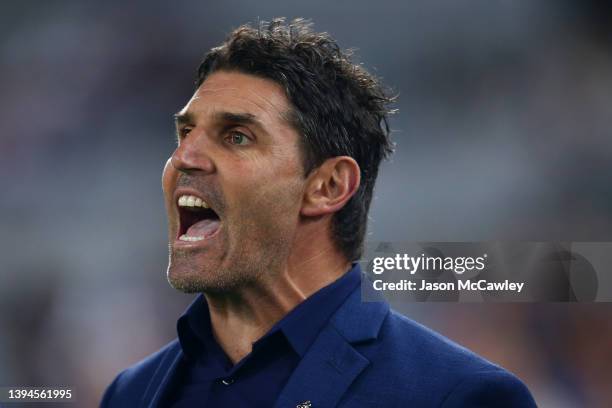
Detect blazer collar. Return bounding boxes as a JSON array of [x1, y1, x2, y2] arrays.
[[274, 275, 390, 408], [330, 276, 389, 343]]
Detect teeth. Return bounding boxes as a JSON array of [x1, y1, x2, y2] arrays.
[[179, 234, 205, 242], [177, 194, 210, 209]]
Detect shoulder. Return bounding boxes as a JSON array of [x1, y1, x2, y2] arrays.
[[345, 309, 536, 407], [379, 310, 495, 371], [100, 339, 181, 407]]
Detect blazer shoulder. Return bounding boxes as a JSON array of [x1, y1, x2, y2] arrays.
[[349, 309, 536, 406], [100, 339, 181, 407], [382, 309, 505, 373], [439, 368, 537, 407]]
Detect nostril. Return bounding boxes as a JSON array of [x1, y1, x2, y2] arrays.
[[171, 151, 197, 173], [171, 143, 215, 174]]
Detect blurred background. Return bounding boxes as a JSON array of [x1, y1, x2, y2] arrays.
[[1, 0, 612, 406]]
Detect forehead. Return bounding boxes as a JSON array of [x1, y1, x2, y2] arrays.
[[179, 71, 292, 124]]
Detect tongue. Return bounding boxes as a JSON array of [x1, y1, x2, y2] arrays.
[[186, 219, 220, 237]]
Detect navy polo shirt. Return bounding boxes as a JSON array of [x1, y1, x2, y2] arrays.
[[167, 264, 361, 408]]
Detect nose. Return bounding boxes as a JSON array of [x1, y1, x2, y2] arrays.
[[171, 130, 215, 174]]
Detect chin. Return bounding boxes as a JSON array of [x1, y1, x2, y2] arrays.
[[167, 264, 212, 293], [166, 272, 197, 293], [166, 262, 245, 295]]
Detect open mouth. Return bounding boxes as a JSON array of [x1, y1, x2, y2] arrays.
[[177, 194, 221, 242]]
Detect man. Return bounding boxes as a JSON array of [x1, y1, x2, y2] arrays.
[[101, 18, 536, 407]]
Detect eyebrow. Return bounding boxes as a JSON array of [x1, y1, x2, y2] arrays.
[[173, 111, 264, 129], [173, 111, 194, 127], [214, 111, 261, 127]]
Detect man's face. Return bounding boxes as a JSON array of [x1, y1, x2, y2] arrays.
[[162, 71, 306, 293]]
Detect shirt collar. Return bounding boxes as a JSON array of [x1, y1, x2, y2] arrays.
[[177, 263, 361, 361], [265, 263, 361, 357]]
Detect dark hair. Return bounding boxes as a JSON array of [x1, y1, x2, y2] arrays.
[[196, 18, 394, 261]]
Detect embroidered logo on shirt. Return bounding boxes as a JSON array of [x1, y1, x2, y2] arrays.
[[296, 401, 312, 408]]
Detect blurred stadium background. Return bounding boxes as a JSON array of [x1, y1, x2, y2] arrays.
[[1, 1, 612, 406]]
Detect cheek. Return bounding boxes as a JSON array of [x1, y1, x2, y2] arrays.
[[244, 177, 304, 224], [224, 151, 304, 223]]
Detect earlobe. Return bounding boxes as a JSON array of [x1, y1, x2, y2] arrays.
[[300, 156, 360, 217]]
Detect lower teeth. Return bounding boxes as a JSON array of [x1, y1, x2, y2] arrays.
[[179, 235, 204, 242]]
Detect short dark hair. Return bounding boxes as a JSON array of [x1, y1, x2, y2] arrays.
[[196, 18, 394, 261]]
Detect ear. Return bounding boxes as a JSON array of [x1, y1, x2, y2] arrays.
[[301, 156, 361, 217]]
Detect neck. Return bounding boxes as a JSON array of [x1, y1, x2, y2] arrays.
[[204, 226, 351, 364]]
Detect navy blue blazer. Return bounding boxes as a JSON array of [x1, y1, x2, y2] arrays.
[[101, 285, 536, 407]]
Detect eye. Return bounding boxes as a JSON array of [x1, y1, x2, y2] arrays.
[[226, 131, 252, 146], [177, 127, 192, 140]]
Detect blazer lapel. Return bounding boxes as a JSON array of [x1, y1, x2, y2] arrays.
[[142, 341, 185, 408], [274, 324, 369, 408], [274, 282, 389, 408]]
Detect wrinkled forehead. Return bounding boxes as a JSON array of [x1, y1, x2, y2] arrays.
[[180, 71, 293, 125]]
